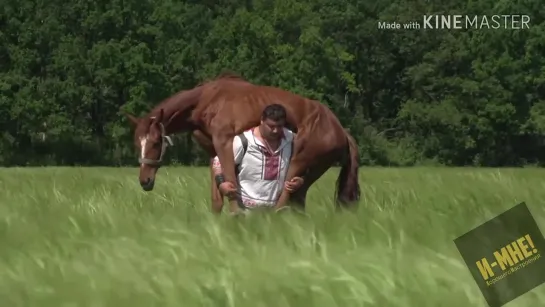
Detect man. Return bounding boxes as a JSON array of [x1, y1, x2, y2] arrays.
[[212, 104, 304, 214]]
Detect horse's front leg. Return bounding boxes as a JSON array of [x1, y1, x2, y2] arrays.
[[212, 136, 241, 214], [192, 130, 224, 213]]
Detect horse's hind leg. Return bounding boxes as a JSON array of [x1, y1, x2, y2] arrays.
[[291, 160, 334, 210], [289, 188, 307, 211]]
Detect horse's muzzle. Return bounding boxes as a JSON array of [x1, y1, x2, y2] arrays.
[[140, 178, 155, 191]]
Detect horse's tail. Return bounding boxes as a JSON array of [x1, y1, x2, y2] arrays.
[[334, 130, 361, 208]]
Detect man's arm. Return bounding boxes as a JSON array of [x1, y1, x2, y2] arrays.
[[213, 136, 244, 187]]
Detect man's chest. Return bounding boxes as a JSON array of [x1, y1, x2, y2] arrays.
[[240, 145, 291, 181]]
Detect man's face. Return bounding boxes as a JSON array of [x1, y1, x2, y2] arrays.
[[260, 118, 285, 141]]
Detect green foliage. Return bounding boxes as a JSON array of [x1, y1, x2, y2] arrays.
[[0, 0, 544, 166]]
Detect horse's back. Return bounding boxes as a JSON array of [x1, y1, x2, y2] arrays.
[[199, 79, 347, 148]]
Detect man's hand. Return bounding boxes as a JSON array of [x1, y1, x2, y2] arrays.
[[284, 176, 304, 193], [219, 181, 237, 197]]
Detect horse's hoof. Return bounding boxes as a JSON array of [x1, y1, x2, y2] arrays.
[[274, 206, 291, 214], [229, 209, 250, 217]]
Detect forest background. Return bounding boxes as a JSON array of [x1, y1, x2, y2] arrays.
[[1, 0, 544, 167]]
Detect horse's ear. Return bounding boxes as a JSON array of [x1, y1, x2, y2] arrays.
[[124, 112, 140, 126]]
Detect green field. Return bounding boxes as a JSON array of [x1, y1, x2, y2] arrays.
[[1, 167, 544, 307]]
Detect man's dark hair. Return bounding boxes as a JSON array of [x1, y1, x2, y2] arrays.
[[262, 104, 287, 122]]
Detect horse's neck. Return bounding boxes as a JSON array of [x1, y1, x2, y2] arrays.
[[157, 87, 203, 134]]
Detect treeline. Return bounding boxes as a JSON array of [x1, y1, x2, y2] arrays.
[[0, 0, 544, 167]]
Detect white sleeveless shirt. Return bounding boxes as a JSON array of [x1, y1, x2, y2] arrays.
[[213, 128, 295, 209]]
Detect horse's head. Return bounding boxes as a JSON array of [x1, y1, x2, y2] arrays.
[[124, 109, 173, 191]]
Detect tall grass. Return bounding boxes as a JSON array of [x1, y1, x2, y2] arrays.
[[0, 167, 544, 306]]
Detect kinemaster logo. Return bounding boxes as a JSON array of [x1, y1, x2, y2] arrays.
[[422, 15, 530, 29], [378, 14, 531, 30]]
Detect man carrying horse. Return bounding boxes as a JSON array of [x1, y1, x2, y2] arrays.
[[124, 73, 360, 214], [212, 104, 305, 215]]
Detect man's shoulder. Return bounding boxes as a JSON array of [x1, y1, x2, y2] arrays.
[[283, 128, 296, 141], [237, 129, 254, 143], [234, 129, 255, 150]]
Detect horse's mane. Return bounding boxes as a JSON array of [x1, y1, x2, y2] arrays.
[[215, 71, 246, 81], [196, 70, 248, 87]]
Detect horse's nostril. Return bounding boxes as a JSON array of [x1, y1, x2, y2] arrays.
[[140, 178, 151, 186]]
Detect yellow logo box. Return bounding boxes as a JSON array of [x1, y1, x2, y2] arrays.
[[454, 202, 545, 307]]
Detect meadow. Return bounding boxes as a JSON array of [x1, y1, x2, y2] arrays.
[[1, 166, 544, 307]]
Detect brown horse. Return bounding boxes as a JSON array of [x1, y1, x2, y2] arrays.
[[124, 73, 360, 214]]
